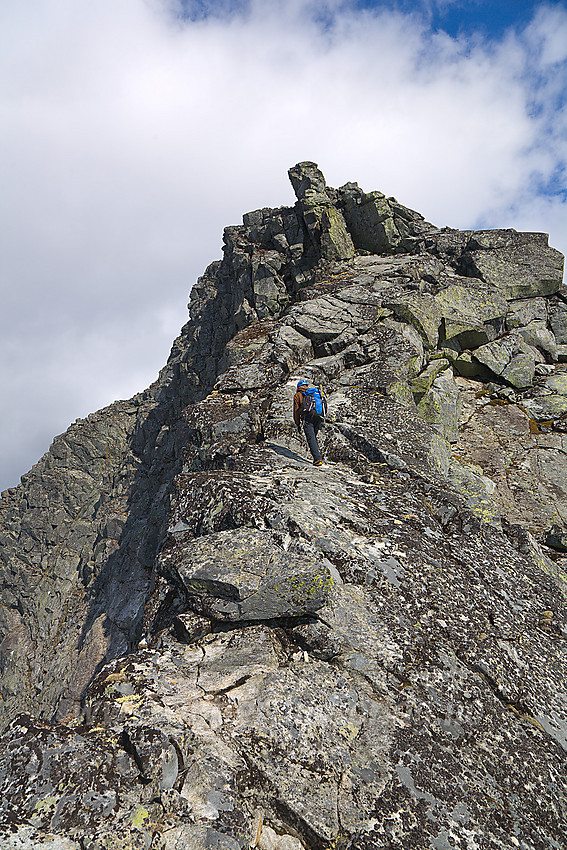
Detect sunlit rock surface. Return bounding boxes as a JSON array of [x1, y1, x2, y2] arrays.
[[1, 162, 566, 849]]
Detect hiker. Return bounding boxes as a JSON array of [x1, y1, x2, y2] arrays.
[[293, 380, 327, 467]]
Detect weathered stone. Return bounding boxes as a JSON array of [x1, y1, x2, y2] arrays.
[[453, 378, 567, 537], [447, 458, 500, 527], [473, 333, 536, 388], [252, 267, 289, 318], [172, 613, 212, 643], [319, 205, 356, 261], [416, 367, 461, 442], [546, 524, 567, 552], [434, 278, 508, 348], [452, 350, 494, 380], [332, 390, 451, 478], [159, 528, 336, 621], [289, 162, 355, 261], [517, 322, 558, 362], [464, 229, 564, 299], [506, 296, 547, 330], [286, 286, 387, 352], [339, 183, 431, 254], [549, 296, 567, 344], [521, 393, 567, 422], [385, 292, 442, 348], [534, 371, 567, 396], [2, 163, 567, 850], [287, 160, 328, 201], [410, 358, 451, 399]]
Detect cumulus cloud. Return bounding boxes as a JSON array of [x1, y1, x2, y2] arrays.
[[1, 0, 566, 490]]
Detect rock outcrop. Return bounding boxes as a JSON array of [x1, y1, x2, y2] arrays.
[[1, 162, 567, 849]]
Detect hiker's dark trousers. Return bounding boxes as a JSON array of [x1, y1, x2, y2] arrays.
[[302, 413, 323, 463]]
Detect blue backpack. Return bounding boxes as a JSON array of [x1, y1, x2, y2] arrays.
[[301, 385, 327, 418]]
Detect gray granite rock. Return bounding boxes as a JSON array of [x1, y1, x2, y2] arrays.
[[2, 163, 567, 850], [463, 229, 564, 299], [434, 277, 508, 349], [506, 296, 547, 330], [289, 162, 355, 261], [159, 527, 336, 621], [416, 366, 462, 442], [338, 182, 434, 254], [517, 322, 558, 362], [549, 295, 567, 344], [473, 332, 536, 388], [521, 391, 567, 422]]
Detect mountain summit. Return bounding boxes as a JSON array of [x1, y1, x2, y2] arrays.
[[1, 163, 567, 849]]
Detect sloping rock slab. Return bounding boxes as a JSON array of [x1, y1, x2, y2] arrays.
[[522, 394, 567, 422], [168, 470, 281, 537], [331, 388, 451, 479], [0, 715, 124, 837], [455, 382, 567, 535], [159, 528, 336, 621], [417, 366, 461, 443], [517, 322, 558, 362], [506, 296, 547, 330]]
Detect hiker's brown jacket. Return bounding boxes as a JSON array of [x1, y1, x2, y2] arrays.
[[293, 390, 305, 428]]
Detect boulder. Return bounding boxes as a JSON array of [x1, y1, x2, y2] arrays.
[[516, 322, 558, 362], [287, 160, 328, 200], [271, 323, 315, 371], [387, 278, 508, 352], [338, 183, 430, 254], [385, 292, 442, 348], [473, 333, 536, 388], [464, 229, 564, 299], [158, 528, 337, 621], [506, 296, 547, 330], [521, 371, 567, 422], [546, 525, 567, 553], [434, 279, 508, 349]]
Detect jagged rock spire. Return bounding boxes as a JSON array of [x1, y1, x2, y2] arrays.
[[288, 160, 328, 201]]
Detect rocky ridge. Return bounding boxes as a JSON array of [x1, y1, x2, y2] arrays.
[[1, 162, 567, 849]]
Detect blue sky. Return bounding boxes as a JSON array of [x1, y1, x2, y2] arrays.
[[0, 0, 566, 490], [353, 0, 543, 37]]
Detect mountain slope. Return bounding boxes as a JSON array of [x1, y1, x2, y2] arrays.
[[1, 162, 567, 849]]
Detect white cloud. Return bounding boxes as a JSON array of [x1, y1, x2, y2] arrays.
[[1, 0, 566, 490]]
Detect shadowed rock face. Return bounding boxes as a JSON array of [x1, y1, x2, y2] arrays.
[[1, 162, 567, 849]]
